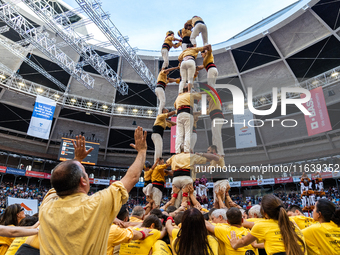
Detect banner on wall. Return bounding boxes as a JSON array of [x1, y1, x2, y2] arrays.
[[301, 87, 332, 136], [6, 167, 25, 176], [170, 116, 177, 153], [27, 95, 56, 139], [7, 197, 38, 215], [0, 166, 6, 173], [25, 171, 45, 178], [275, 177, 293, 184], [234, 109, 257, 149], [229, 181, 241, 188]]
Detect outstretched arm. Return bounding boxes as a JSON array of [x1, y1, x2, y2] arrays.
[[196, 152, 220, 162], [164, 66, 179, 74], [0, 225, 38, 237], [167, 111, 177, 118], [196, 65, 205, 71], [120, 127, 147, 192]]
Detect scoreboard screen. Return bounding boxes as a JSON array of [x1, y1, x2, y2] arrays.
[[58, 137, 99, 165]]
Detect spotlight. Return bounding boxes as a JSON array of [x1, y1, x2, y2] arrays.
[[87, 102, 92, 106], [117, 107, 124, 112], [18, 82, 25, 86], [102, 105, 108, 109], [331, 71, 339, 78], [147, 110, 153, 114], [36, 88, 44, 93], [132, 109, 138, 113], [54, 94, 60, 98], [70, 98, 76, 103], [0, 74, 6, 79]]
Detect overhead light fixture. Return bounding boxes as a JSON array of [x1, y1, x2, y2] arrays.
[[0, 74, 6, 79], [102, 105, 108, 109], [117, 107, 124, 112], [132, 109, 138, 113], [147, 110, 153, 114], [331, 71, 339, 77], [260, 97, 266, 102], [36, 88, 43, 93], [18, 82, 25, 86], [54, 94, 60, 98], [87, 102, 93, 106], [70, 98, 76, 103]]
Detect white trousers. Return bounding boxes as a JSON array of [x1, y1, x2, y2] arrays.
[[181, 43, 189, 51], [211, 117, 224, 156], [179, 59, 196, 93], [207, 67, 218, 89], [190, 23, 208, 46], [155, 87, 166, 115], [190, 132, 197, 152], [213, 180, 230, 203], [172, 176, 193, 208], [151, 133, 163, 164], [142, 183, 153, 197], [152, 187, 163, 207], [175, 112, 193, 153], [161, 48, 169, 69]]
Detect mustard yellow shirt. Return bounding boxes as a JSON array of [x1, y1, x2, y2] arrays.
[[250, 219, 306, 255], [166, 153, 207, 171], [0, 236, 14, 255], [144, 169, 153, 182], [290, 215, 319, 230], [215, 225, 258, 255], [178, 28, 191, 39], [178, 47, 205, 62], [39, 182, 129, 255], [119, 228, 161, 255], [25, 234, 39, 249], [156, 70, 169, 85], [203, 49, 214, 68], [107, 224, 134, 255], [162, 36, 180, 50], [151, 240, 172, 255], [151, 164, 168, 183], [207, 92, 222, 113], [174, 92, 201, 109], [4, 237, 27, 255], [210, 154, 225, 168], [153, 113, 170, 129], [130, 216, 143, 223], [302, 221, 340, 255]]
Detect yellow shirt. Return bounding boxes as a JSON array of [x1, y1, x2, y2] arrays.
[[203, 49, 214, 68], [171, 228, 218, 255], [0, 236, 14, 255], [246, 218, 264, 224], [174, 92, 201, 109], [39, 181, 129, 255], [191, 16, 203, 27], [210, 154, 225, 168], [290, 215, 319, 230], [144, 169, 153, 182], [207, 92, 222, 113], [119, 228, 161, 255], [151, 240, 172, 255], [178, 47, 204, 62], [130, 216, 143, 223], [25, 234, 39, 249], [151, 164, 168, 183], [215, 225, 258, 255], [178, 28, 191, 39], [107, 225, 134, 255], [250, 219, 306, 255], [166, 153, 207, 171], [302, 221, 340, 255], [4, 237, 27, 255], [156, 71, 168, 85], [153, 113, 170, 129], [162, 36, 180, 50]]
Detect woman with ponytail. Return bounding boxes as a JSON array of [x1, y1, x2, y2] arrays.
[[228, 194, 306, 255], [302, 199, 340, 254]]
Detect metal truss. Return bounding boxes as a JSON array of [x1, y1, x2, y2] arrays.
[[0, 1, 95, 89], [21, 0, 128, 95], [0, 33, 66, 90], [75, 0, 156, 91], [0, 69, 159, 118], [77, 53, 119, 67], [0, 61, 18, 77]]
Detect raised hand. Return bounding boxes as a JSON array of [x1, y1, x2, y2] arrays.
[[130, 126, 147, 152], [72, 135, 94, 162]]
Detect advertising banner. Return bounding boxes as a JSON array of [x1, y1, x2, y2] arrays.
[[229, 181, 241, 188], [241, 180, 258, 187], [258, 178, 275, 185], [25, 171, 45, 178], [234, 109, 257, 149], [275, 177, 293, 184], [170, 117, 177, 153], [7, 197, 38, 215], [302, 87, 332, 136], [135, 182, 144, 188], [93, 178, 110, 185], [27, 95, 56, 139], [44, 173, 51, 179], [6, 167, 26, 176], [0, 166, 6, 173]]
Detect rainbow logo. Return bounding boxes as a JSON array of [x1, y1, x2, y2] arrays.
[[198, 83, 223, 107]]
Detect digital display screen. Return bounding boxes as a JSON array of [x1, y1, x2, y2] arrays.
[[58, 137, 100, 165]]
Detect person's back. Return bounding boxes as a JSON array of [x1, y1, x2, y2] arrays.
[[39, 130, 147, 255], [302, 199, 340, 255]]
